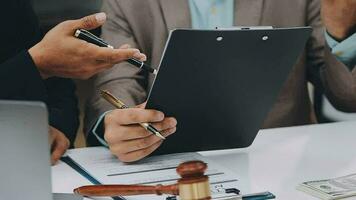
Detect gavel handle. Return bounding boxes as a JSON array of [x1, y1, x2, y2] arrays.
[[74, 184, 179, 197]]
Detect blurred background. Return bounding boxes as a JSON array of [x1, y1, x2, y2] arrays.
[[31, 0, 356, 148], [32, 0, 102, 32]]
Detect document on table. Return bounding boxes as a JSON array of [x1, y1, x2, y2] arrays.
[[53, 193, 83, 200], [65, 147, 240, 199], [297, 173, 356, 200]]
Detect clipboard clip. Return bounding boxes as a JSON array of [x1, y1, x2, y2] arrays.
[[214, 26, 273, 42], [215, 26, 273, 30]]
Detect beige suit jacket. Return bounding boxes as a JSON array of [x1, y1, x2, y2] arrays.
[[84, 0, 356, 140]]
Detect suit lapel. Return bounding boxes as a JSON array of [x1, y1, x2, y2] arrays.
[[234, 0, 264, 26], [159, 0, 192, 31]]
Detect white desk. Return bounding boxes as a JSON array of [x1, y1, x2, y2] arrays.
[[52, 121, 356, 200]]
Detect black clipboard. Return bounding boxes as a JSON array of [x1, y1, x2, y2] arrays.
[[147, 27, 312, 154]]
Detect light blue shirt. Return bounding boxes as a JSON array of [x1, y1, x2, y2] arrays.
[[92, 110, 111, 147], [325, 32, 356, 68], [189, 0, 234, 29], [188, 0, 356, 67], [92, 0, 356, 146]]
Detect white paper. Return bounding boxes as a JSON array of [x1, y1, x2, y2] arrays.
[[66, 147, 240, 200], [53, 193, 83, 200]]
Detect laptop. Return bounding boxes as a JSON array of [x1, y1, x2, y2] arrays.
[[146, 27, 312, 154], [0, 100, 80, 200]]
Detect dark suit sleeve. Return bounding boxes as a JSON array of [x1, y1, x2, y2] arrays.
[[0, 0, 79, 145], [0, 0, 46, 100], [45, 78, 79, 146], [0, 51, 46, 100], [0, 51, 79, 146]]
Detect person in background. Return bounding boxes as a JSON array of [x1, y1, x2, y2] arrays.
[[0, 0, 146, 164], [320, 0, 356, 103], [85, 0, 356, 162]]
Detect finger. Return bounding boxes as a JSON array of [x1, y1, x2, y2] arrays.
[[106, 118, 176, 142], [95, 48, 141, 63], [80, 48, 139, 75], [73, 12, 107, 30], [141, 54, 147, 61], [87, 42, 146, 64], [108, 126, 176, 157], [51, 134, 69, 165], [150, 117, 177, 131], [133, 51, 147, 62], [116, 44, 146, 60], [119, 44, 131, 49], [51, 143, 68, 165], [104, 124, 151, 143], [105, 117, 177, 141], [112, 134, 162, 153], [160, 127, 177, 137], [120, 141, 163, 163], [137, 54, 147, 62], [108, 108, 164, 125]]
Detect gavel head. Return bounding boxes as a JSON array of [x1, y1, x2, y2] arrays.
[[176, 161, 211, 200]]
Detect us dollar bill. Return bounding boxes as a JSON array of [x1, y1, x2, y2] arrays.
[[297, 173, 356, 200]]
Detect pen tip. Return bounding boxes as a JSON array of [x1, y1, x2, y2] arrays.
[[157, 133, 165, 140], [100, 90, 105, 97]]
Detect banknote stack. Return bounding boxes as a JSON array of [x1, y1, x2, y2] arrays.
[[297, 173, 356, 200]]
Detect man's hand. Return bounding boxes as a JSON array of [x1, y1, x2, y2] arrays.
[[104, 104, 177, 162], [49, 126, 70, 165], [29, 12, 146, 79], [321, 0, 356, 41]]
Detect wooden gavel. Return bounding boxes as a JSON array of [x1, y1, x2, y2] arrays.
[[74, 160, 211, 200]]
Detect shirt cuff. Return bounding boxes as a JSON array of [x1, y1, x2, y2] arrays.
[[91, 110, 113, 147], [325, 31, 356, 68]]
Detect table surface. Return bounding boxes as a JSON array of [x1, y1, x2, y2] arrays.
[[52, 121, 356, 200]]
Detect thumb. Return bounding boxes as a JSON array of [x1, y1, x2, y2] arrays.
[[73, 12, 107, 30]]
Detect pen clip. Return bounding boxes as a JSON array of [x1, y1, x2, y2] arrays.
[[79, 29, 104, 41], [76, 29, 113, 48]]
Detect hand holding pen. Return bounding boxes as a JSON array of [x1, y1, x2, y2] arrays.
[[101, 90, 165, 140], [74, 29, 158, 75], [29, 13, 146, 80], [101, 90, 177, 163], [74, 27, 173, 162]]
